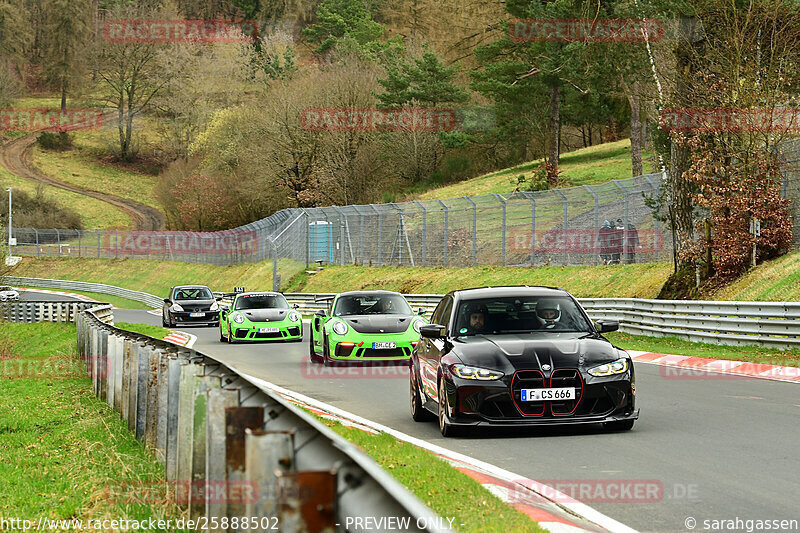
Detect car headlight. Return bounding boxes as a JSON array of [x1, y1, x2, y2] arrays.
[[331, 320, 348, 335], [588, 358, 629, 377], [233, 313, 245, 324], [289, 311, 300, 322], [412, 318, 425, 333], [170, 303, 184, 312], [210, 301, 219, 311], [451, 364, 504, 381]]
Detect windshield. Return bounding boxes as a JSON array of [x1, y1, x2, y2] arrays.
[[173, 287, 212, 300], [0, 287, 13, 292], [234, 294, 289, 310], [454, 296, 592, 336], [333, 294, 412, 316]]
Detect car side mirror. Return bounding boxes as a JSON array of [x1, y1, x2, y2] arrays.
[[417, 308, 426, 316], [315, 310, 327, 317], [216, 296, 223, 301], [293, 303, 300, 310], [419, 324, 446, 339], [595, 319, 619, 333], [163, 298, 171, 305]]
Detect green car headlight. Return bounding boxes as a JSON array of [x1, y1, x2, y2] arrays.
[[289, 311, 301, 322], [412, 318, 425, 333], [588, 358, 629, 377], [331, 320, 348, 335], [452, 364, 504, 381], [232, 313, 245, 324]]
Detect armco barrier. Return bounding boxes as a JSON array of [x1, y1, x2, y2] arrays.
[[3, 276, 164, 308], [7, 276, 800, 349], [75, 304, 447, 531], [1, 300, 111, 323]]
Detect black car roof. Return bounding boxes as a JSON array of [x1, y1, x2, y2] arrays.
[[173, 285, 212, 290], [236, 291, 283, 297], [449, 286, 570, 300]]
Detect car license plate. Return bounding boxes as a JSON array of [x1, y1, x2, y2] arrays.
[[259, 327, 279, 333], [372, 342, 397, 349], [189, 312, 204, 317], [520, 388, 575, 401]]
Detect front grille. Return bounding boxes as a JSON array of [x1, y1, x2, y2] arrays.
[[359, 347, 408, 358], [510, 370, 546, 416], [253, 331, 283, 339], [549, 369, 583, 415], [235, 329, 249, 338]]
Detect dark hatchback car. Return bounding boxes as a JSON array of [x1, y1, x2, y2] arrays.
[[162, 285, 221, 327], [410, 286, 638, 437]]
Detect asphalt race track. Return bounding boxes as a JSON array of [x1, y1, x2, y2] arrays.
[[20, 290, 800, 533], [108, 308, 800, 533]]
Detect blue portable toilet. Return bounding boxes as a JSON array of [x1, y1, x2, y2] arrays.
[[308, 221, 334, 263]]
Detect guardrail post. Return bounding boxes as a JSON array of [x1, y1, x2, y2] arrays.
[[98, 329, 109, 403], [113, 335, 125, 413], [135, 344, 151, 441], [145, 346, 162, 451], [155, 350, 174, 464], [165, 356, 185, 481], [245, 430, 294, 519], [106, 333, 118, 409], [191, 374, 220, 519], [225, 406, 264, 521], [206, 388, 240, 528], [176, 361, 201, 496]]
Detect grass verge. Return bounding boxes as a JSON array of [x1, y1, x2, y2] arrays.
[[297, 263, 671, 298], [0, 322, 187, 526], [321, 420, 543, 533], [414, 139, 654, 200], [116, 322, 171, 340], [607, 331, 800, 367], [10, 257, 305, 300]]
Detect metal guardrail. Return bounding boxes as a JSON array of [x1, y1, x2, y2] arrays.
[[1, 300, 111, 323], [2, 276, 164, 308], [8, 276, 800, 348], [75, 305, 445, 532]]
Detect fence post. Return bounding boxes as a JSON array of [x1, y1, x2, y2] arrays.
[[584, 185, 600, 265], [463, 196, 477, 266], [77, 231, 82, 257], [492, 194, 507, 266], [369, 204, 381, 266], [413, 201, 427, 267], [644, 174, 661, 261], [613, 180, 630, 264], [97, 230, 101, 258], [556, 190, 568, 266], [56, 229, 61, 256], [34, 229, 39, 257], [436, 200, 448, 267]]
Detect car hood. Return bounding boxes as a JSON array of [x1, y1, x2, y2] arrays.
[[174, 299, 215, 310], [451, 333, 622, 372], [239, 309, 289, 322], [341, 315, 413, 334]]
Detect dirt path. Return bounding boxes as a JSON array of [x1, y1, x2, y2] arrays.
[[0, 132, 165, 230]]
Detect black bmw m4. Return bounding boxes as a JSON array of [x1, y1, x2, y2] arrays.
[[410, 286, 639, 437]]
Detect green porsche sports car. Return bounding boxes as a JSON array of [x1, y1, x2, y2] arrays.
[[219, 291, 303, 343], [309, 290, 428, 365]]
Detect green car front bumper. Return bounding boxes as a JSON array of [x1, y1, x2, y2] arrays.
[[327, 331, 419, 362], [227, 317, 303, 341]]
